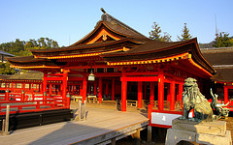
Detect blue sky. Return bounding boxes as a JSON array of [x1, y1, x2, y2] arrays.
[[0, 0, 232, 47]]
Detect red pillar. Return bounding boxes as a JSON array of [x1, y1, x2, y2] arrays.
[[170, 81, 175, 110], [98, 78, 103, 103], [150, 82, 155, 105], [137, 81, 143, 108], [105, 80, 109, 96], [224, 86, 229, 104], [49, 84, 52, 96], [42, 73, 48, 101], [94, 82, 97, 96], [62, 70, 69, 108], [111, 79, 115, 100], [121, 77, 127, 111], [177, 83, 183, 102], [82, 79, 87, 103], [158, 71, 164, 110]]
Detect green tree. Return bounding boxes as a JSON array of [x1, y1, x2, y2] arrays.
[[0, 62, 16, 74], [213, 32, 233, 47], [178, 23, 192, 41], [149, 22, 171, 42]]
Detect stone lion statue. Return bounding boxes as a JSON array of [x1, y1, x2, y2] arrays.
[[179, 77, 213, 122]]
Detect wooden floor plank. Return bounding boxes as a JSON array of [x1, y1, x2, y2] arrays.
[[0, 105, 148, 145]]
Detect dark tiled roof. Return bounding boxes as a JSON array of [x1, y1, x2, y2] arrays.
[[6, 56, 47, 63], [102, 38, 215, 75], [30, 39, 142, 56], [69, 13, 149, 46], [0, 71, 43, 80], [202, 48, 233, 65], [0, 51, 15, 57], [211, 68, 233, 82], [201, 47, 233, 82], [102, 39, 193, 57]]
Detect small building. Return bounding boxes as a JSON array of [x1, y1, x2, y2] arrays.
[[202, 47, 233, 109], [5, 10, 215, 112], [0, 50, 15, 63]]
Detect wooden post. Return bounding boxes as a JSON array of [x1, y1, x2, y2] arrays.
[[111, 137, 116, 145], [150, 82, 155, 105], [224, 86, 229, 104], [98, 78, 103, 103], [111, 79, 115, 100], [170, 81, 175, 110], [133, 128, 141, 145], [158, 71, 164, 110], [3, 105, 10, 135], [137, 81, 143, 108], [147, 125, 152, 143]]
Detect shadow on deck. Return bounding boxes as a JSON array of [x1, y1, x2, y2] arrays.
[[0, 101, 149, 145]]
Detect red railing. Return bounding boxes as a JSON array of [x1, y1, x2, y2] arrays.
[[0, 93, 69, 115]]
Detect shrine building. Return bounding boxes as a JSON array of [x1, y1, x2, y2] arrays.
[[5, 10, 215, 112]]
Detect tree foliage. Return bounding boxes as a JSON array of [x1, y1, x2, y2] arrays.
[[0, 62, 16, 75], [178, 23, 192, 41], [0, 37, 59, 74], [149, 22, 172, 42], [213, 32, 233, 47], [0, 37, 59, 56]]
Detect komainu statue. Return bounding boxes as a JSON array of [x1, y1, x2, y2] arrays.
[[179, 77, 214, 122]]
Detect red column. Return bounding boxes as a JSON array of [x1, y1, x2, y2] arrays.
[[224, 86, 229, 104], [94, 82, 97, 96], [42, 73, 48, 101], [150, 82, 155, 105], [111, 79, 115, 100], [105, 80, 109, 96], [62, 71, 69, 108], [82, 79, 87, 103], [170, 81, 175, 110], [121, 77, 127, 111], [42, 73, 47, 93], [177, 83, 183, 102], [98, 78, 103, 103], [49, 84, 52, 96], [137, 81, 143, 108], [158, 72, 164, 110]]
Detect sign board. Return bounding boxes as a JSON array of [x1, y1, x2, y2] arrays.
[[151, 112, 182, 127]]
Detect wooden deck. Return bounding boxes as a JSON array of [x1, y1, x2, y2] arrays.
[[0, 101, 149, 145]]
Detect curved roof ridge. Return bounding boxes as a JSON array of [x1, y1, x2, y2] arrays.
[[101, 11, 148, 39]]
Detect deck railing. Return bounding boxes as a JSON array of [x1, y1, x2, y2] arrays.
[[0, 92, 68, 115]]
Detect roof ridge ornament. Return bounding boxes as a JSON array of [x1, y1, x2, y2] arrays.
[[101, 8, 106, 14]]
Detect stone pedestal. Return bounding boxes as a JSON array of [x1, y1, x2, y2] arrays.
[[165, 118, 232, 145]]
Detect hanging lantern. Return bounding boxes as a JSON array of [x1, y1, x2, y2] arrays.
[[88, 69, 95, 81]]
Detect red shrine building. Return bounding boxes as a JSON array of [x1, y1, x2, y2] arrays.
[[3, 10, 215, 112]]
